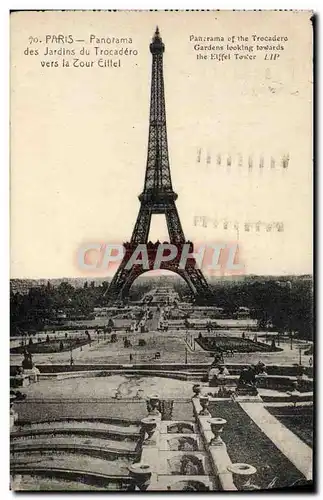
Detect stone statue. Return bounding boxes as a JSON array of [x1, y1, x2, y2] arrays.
[[21, 349, 33, 370], [236, 365, 258, 396]]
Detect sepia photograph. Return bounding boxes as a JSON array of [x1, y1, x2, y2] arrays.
[[10, 9, 313, 492]]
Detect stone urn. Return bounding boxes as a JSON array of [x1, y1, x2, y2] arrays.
[[10, 394, 19, 431], [10, 408, 18, 431], [192, 384, 201, 398], [227, 463, 257, 490], [148, 394, 161, 416], [199, 395, 211, 416], [141, 416, 159, 443], [208, 417, 227, 446], [128, 463, 152, 491]]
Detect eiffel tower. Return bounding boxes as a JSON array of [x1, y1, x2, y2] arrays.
[[105, 28, 213, 303]]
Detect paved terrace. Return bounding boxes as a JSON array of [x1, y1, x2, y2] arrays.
[[11, 330, 310, 367]]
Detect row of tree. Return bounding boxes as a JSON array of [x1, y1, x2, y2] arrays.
[[175, 277, 313, 340], [10, 277, 313, 340]]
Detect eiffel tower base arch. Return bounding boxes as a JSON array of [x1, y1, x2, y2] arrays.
[[106, 246, 213, 305]]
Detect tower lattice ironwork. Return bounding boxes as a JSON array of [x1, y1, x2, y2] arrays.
[[105, 28, 213, 303]]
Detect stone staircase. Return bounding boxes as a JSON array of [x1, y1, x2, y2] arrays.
[[10, 390, 313, 491], [10, 418, 141, 491]]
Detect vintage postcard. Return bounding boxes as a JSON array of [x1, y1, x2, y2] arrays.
[[10, 10, 313, 492]]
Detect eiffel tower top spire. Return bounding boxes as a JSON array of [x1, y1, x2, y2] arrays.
[[150, 26, 164, 54], [140, 27, 177, 207]]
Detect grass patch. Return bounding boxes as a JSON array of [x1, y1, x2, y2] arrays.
[[266, 405, 313, 448], [209, 401, 305, 489]]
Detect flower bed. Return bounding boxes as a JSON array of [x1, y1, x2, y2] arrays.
[[11, 337, 92, 354], [196, 336, 282, 353]]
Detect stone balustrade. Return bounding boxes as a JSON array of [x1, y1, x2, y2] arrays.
[[192, 397, 237, 490], [130, 394, 219, 491], [10, 362, 313, 378]]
